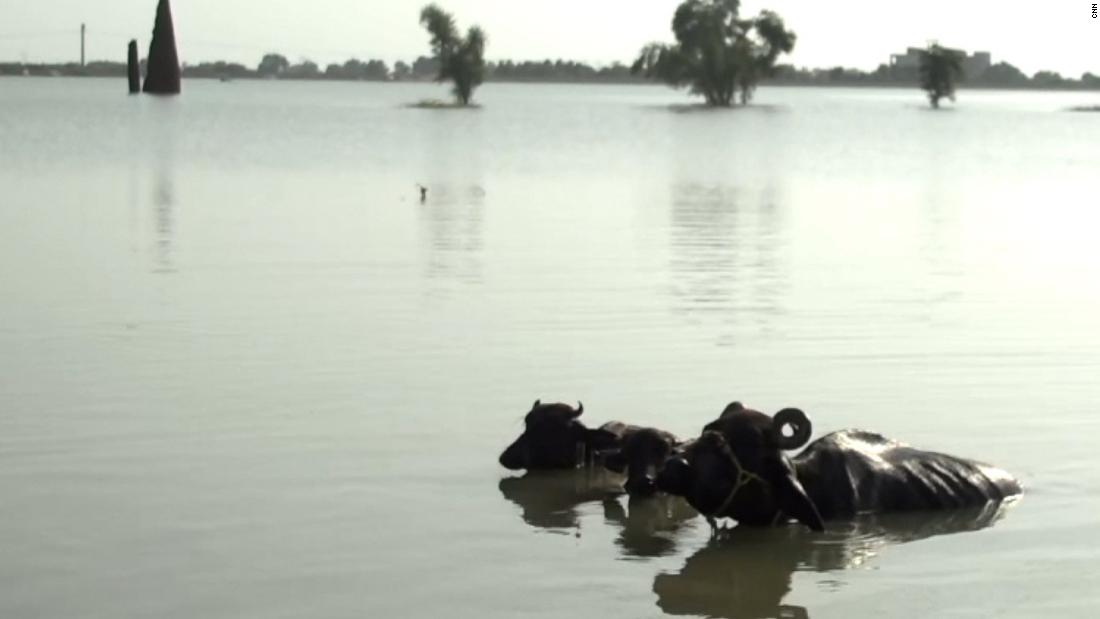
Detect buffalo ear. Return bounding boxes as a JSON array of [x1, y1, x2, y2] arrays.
[[765, 458, 825, 532], [585, 427, 619, 451], [601, 450, 627, 474], [531, 399, 541, 410]]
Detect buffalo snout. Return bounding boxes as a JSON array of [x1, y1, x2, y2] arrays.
[[624, 473, 658, 497], [499, 439, 528, 470], [656, 457, 693, 497]]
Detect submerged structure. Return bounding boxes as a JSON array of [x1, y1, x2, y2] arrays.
[[143, 0, 181, 94], [127, 40, 140, 94]]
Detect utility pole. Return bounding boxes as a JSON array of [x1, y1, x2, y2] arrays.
[[80, 23, 86, 66]]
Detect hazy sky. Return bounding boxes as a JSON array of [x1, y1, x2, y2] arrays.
[[2, 0, 1098, 77]]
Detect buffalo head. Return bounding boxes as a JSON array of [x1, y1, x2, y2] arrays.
[[602, 427, 680, 497], [499, 400, 620, 470], [656, 402, 825, 532]]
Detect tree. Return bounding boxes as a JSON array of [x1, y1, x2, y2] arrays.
[[631, 0, 795, 106], [285, 60, 320, 79], [411, 56, 440, 79], [1032, 70, 1065, 88], [393, 61, 411, 81], [977, 61, 1027, 86], [918, 44, 963, 108], [257, 53, 289, 77], [419, 4, 487, 105], [363, 60, 389, 81]]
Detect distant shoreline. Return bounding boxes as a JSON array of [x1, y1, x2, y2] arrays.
[[3, 73, 1099, 94], [4, 58, 1100, 92]]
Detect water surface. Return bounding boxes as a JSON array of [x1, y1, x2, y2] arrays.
[[2, 77, 1100, 618]]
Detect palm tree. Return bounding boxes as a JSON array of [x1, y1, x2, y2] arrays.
[[918, 44, 964, 108], [419, 4, 487, 106], [631, 0, 795, 107]]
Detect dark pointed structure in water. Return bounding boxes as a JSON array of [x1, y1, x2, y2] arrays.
[[127, 40, 141, 94], [143, 0, 181, 94]]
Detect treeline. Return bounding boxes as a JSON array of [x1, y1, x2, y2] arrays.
[[766, 62, 1100, 90], [3, 55, 1098, 90], [0, 54, 641, 84], [205, 54, 642, 83]]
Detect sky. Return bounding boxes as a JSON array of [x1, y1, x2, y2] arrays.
[[1, 0, 1098, 77]]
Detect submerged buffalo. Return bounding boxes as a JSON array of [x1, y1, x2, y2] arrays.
[[498, 400, 685, 499], [657, 402, 1022, 531], [499, 400, 623, 470], [601, 427, 683, 497]]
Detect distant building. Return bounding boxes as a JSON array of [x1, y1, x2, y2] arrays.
[[890, 47, 991, 78]]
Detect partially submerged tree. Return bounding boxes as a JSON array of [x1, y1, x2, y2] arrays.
[[918, 44, 963, 108], [419, 4, 487, 105], [631, 0, 795, 106]]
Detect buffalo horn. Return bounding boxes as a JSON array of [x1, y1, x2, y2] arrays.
[[773, 408, 812, 450]]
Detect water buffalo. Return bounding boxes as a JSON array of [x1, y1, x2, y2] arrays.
[[657, 402, 1022, 532], [601, 427, 684, 497], [499, 400, 623, 470]]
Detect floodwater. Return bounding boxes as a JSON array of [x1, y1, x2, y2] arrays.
[[1, 77, 1099, 618]]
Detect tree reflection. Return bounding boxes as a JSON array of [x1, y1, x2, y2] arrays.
[[654, 502, 1012, 619], [668, 183, 784, 343], [418, 183, 485, 285], [152, 173, 175, 274]]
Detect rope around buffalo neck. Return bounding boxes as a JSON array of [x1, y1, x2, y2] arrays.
[[706, 437, 768, 517]]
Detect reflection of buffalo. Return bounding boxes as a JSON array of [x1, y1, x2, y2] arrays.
[[602, 495, 699, 558], [655, 503, 1013, 619], [498, 469, 698, 555], [498, 468, 623, 530], [659, 403, 1022, 531]]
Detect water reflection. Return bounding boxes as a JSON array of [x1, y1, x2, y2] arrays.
[[152, 173, 175, 273], [146, 97, 178, 274], [499, 469, 699, 555], [654, 502, 1012, 619], [417, 183, 485, 285], [668, 183, 785, 343], [603, 495, 699, 558], [498, 468, 622, 531]]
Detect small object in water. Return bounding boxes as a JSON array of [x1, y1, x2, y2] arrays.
[[417, 184, 428, 202]]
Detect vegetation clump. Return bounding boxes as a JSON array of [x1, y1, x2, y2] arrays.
[[918, 43, 964, 108], [631, 0, 795, 106], [419, 4, 487, 106]]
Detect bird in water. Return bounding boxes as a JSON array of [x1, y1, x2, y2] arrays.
[[416, 184, 428, 203]]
